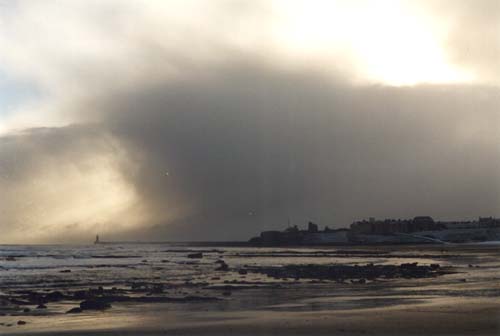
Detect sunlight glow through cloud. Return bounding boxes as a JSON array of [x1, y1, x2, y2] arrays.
[[272, 0, 474, 85]]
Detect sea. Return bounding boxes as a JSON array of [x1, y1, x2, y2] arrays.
[[1, 243, 500, 293]]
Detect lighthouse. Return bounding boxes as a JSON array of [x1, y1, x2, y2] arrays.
[[94, 235, 100, 244]]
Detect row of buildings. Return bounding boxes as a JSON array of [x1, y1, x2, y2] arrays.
[[350, 216, 500, 234], [350, 216, 443, 235], [249, 216, 500, 245]]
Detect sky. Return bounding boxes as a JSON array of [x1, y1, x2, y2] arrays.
[[0, 0, 499, 243]]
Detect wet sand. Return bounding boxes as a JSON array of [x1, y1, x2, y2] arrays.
[[4, 298, 500, 335]]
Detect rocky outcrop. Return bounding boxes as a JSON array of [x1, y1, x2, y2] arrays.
[[248, 263, 451, 281], [80, 299, 111, 310]]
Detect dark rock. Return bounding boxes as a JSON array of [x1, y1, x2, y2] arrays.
[[59, 269, 71, 273], [249, 263, 451, 281], [80, 299, 111, 310], [216, 261, 229, 271], [23, 308, 31, 313], [45, 291, 64, 302], [9, 298, 31, 305], [187, 252, 203, 259], [238, 269, 248, 275], [66, 307, 83, 314], [150, 284, 164, 294], [216, 264, 229, 271], [400, 262, 418, 269], [73, 290, 90, 300], [36, 304, 47, 309], [17, 320, 27, 325], [6, 256, 16, 261], [24, 291, 44, 304]]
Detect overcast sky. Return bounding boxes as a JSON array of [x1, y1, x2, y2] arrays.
[[0, 0, 499, 243]]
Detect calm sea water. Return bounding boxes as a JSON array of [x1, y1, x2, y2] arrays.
[[2, 243, 499, 293]]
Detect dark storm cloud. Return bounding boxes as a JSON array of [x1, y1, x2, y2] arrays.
[[2, 60, 500, 241], [73, 61, 498, 241]]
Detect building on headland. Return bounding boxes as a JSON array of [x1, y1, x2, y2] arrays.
[[249, 216, 500, 245], [249, 221, 351, 246]]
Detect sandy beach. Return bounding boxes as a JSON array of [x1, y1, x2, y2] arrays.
[[3, 297, 500, 335]]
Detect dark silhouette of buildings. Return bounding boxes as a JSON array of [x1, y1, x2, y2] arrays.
[[350, 216, 446, 235], [249, 216, 500, 245]]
